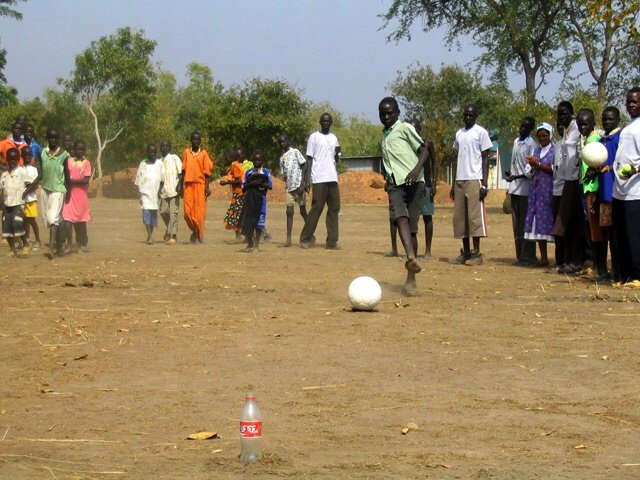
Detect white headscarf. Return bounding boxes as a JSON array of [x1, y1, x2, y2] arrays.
[[536, 122, 553, 137]]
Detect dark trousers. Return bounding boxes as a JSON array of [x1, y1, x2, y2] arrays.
[[612, 199, 640, 282], [510, 194, 536, 261], [552, 195, 564, 266], [300, 182, 340, 247]]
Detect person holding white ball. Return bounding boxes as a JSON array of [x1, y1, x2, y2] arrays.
[[612, 87, 640, 284]]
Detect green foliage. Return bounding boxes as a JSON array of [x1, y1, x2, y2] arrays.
[[174, 62, 223, 144], [333, 115, 381, 157], [204, 77, 309, 175], [0, 83, 17, 106], [564, 0, 640, 103], [381, 0, 567, 106]]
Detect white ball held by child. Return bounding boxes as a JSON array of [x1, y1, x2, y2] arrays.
[[348, 276, 382, 311], [581, 141, 608, 168]]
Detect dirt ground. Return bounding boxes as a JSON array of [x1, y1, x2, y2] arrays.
[[1, 197, 639, 479]]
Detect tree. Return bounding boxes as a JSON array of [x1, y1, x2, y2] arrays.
[[564, 0, 640, 104], [204, 78, 309, 174], [175, 62, 223, 143], [380, 0, 566, 107], [0, 0, 23, 84], [66, 27, 157, 195], [334, 116, 382, 158]]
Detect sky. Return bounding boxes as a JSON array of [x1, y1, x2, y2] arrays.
[[1, 0, 571, 122]]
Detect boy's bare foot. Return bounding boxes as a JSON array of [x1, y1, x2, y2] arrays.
[[146, 239, 154, 245], [243, 246, 255, 253], [7, 249, 17, 258], [405, 258, 422, 273], [402, 280, 418, 296], [283, 239, 292, 247], [45, 250, 54, 260], [419, 252, 432, 260], [384, 250, 398, 257], [163, 233, 170, 241], [299, 242, 310, 249], [190, 233, 197, 244]]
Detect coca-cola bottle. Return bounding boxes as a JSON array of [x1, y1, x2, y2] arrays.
[[239, 393, 262, 464]]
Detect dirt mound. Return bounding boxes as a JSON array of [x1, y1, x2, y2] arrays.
[[338, 170, 387, 204]]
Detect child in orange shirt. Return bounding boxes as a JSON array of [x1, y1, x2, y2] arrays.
[[220, 150, 245, 242]]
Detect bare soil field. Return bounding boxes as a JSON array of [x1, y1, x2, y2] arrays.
[[1, 197, 639, 479]]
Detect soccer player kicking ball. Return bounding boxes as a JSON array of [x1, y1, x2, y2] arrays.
[[378, 97, 430, 295]]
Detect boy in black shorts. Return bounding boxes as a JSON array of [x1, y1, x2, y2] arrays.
[[379, 97, 430, 295]]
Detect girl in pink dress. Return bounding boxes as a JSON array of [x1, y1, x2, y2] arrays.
[[62, 140, 92, 252]]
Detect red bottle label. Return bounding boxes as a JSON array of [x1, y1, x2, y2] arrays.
[[240, 421, 262, 438]]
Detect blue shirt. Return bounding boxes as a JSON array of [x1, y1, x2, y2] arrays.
[[599, 129, 620, 202], [29, 140, 42, 162]]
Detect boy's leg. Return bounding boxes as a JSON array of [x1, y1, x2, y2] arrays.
[[285, 205, 294, 246], [159, 197, 170, 239], [423, 215, 433, 258], [254, 231, 262, 251], [46, 225, 57, 259], [452, 181, 469, 262], [300, 183, 327, 246], [325, 182, 340, 248], [538, 241, 549, 264], [7, 236, 16, 255], [24, 217, 32, 244]]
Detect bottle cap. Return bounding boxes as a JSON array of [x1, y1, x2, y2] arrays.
[[245, 394, 256, 401]]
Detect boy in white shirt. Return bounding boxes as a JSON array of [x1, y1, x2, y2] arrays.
[[612, 86, 640, 284], [300, 113, 341, 249], [135, 144, 163, 245], [1, 148, 37, 257], [159, 140, 182, 245], [450, 104, 493, 265]]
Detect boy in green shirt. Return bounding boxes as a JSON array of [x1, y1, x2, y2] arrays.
[[379, 97, 430, 295]]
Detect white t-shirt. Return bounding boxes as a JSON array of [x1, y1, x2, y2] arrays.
[[508, 136, 538, 196], [135, 159, 163, 210], [613, 117, 640, 201], [24, 165, 39, 202], [454, 124, 493, 180], [160, 153, 182, 198], [306, 131, 339, 183], [555, 120, 580, 184], [0, 166, 29, 207]]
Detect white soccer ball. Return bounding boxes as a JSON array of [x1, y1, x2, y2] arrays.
[[348, 276, 382, 311], [581, 142, 608, 168]]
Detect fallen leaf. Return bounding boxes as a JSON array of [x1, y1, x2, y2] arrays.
[[601, 355, 608, 360], [187, 431, 218, 440], [100, 348, 109, 352], [73, 354, 88, 361], [152, 319, 160, 324], [118, 328, 129, 333], [406, 422, 419, 430], [574, 444, 587, 449], [401, 427, 410, 434], [212, 449, 223, 453]]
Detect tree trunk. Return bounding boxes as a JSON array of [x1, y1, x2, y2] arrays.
[[523, 65, 537, 108]]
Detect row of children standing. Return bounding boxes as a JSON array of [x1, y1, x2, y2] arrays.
[[0, 119, 92, 259], [507, 87, 640, 285], [134, 132, 274, 252]]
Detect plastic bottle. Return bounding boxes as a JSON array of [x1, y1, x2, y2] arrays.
[[239, 393, 262, 464]]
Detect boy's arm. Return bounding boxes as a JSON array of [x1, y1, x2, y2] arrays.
[[428, 141, 437, 197], [480, 149, 490, 200], [305, 156, 313, 192], [405, 143, 428, 184]]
